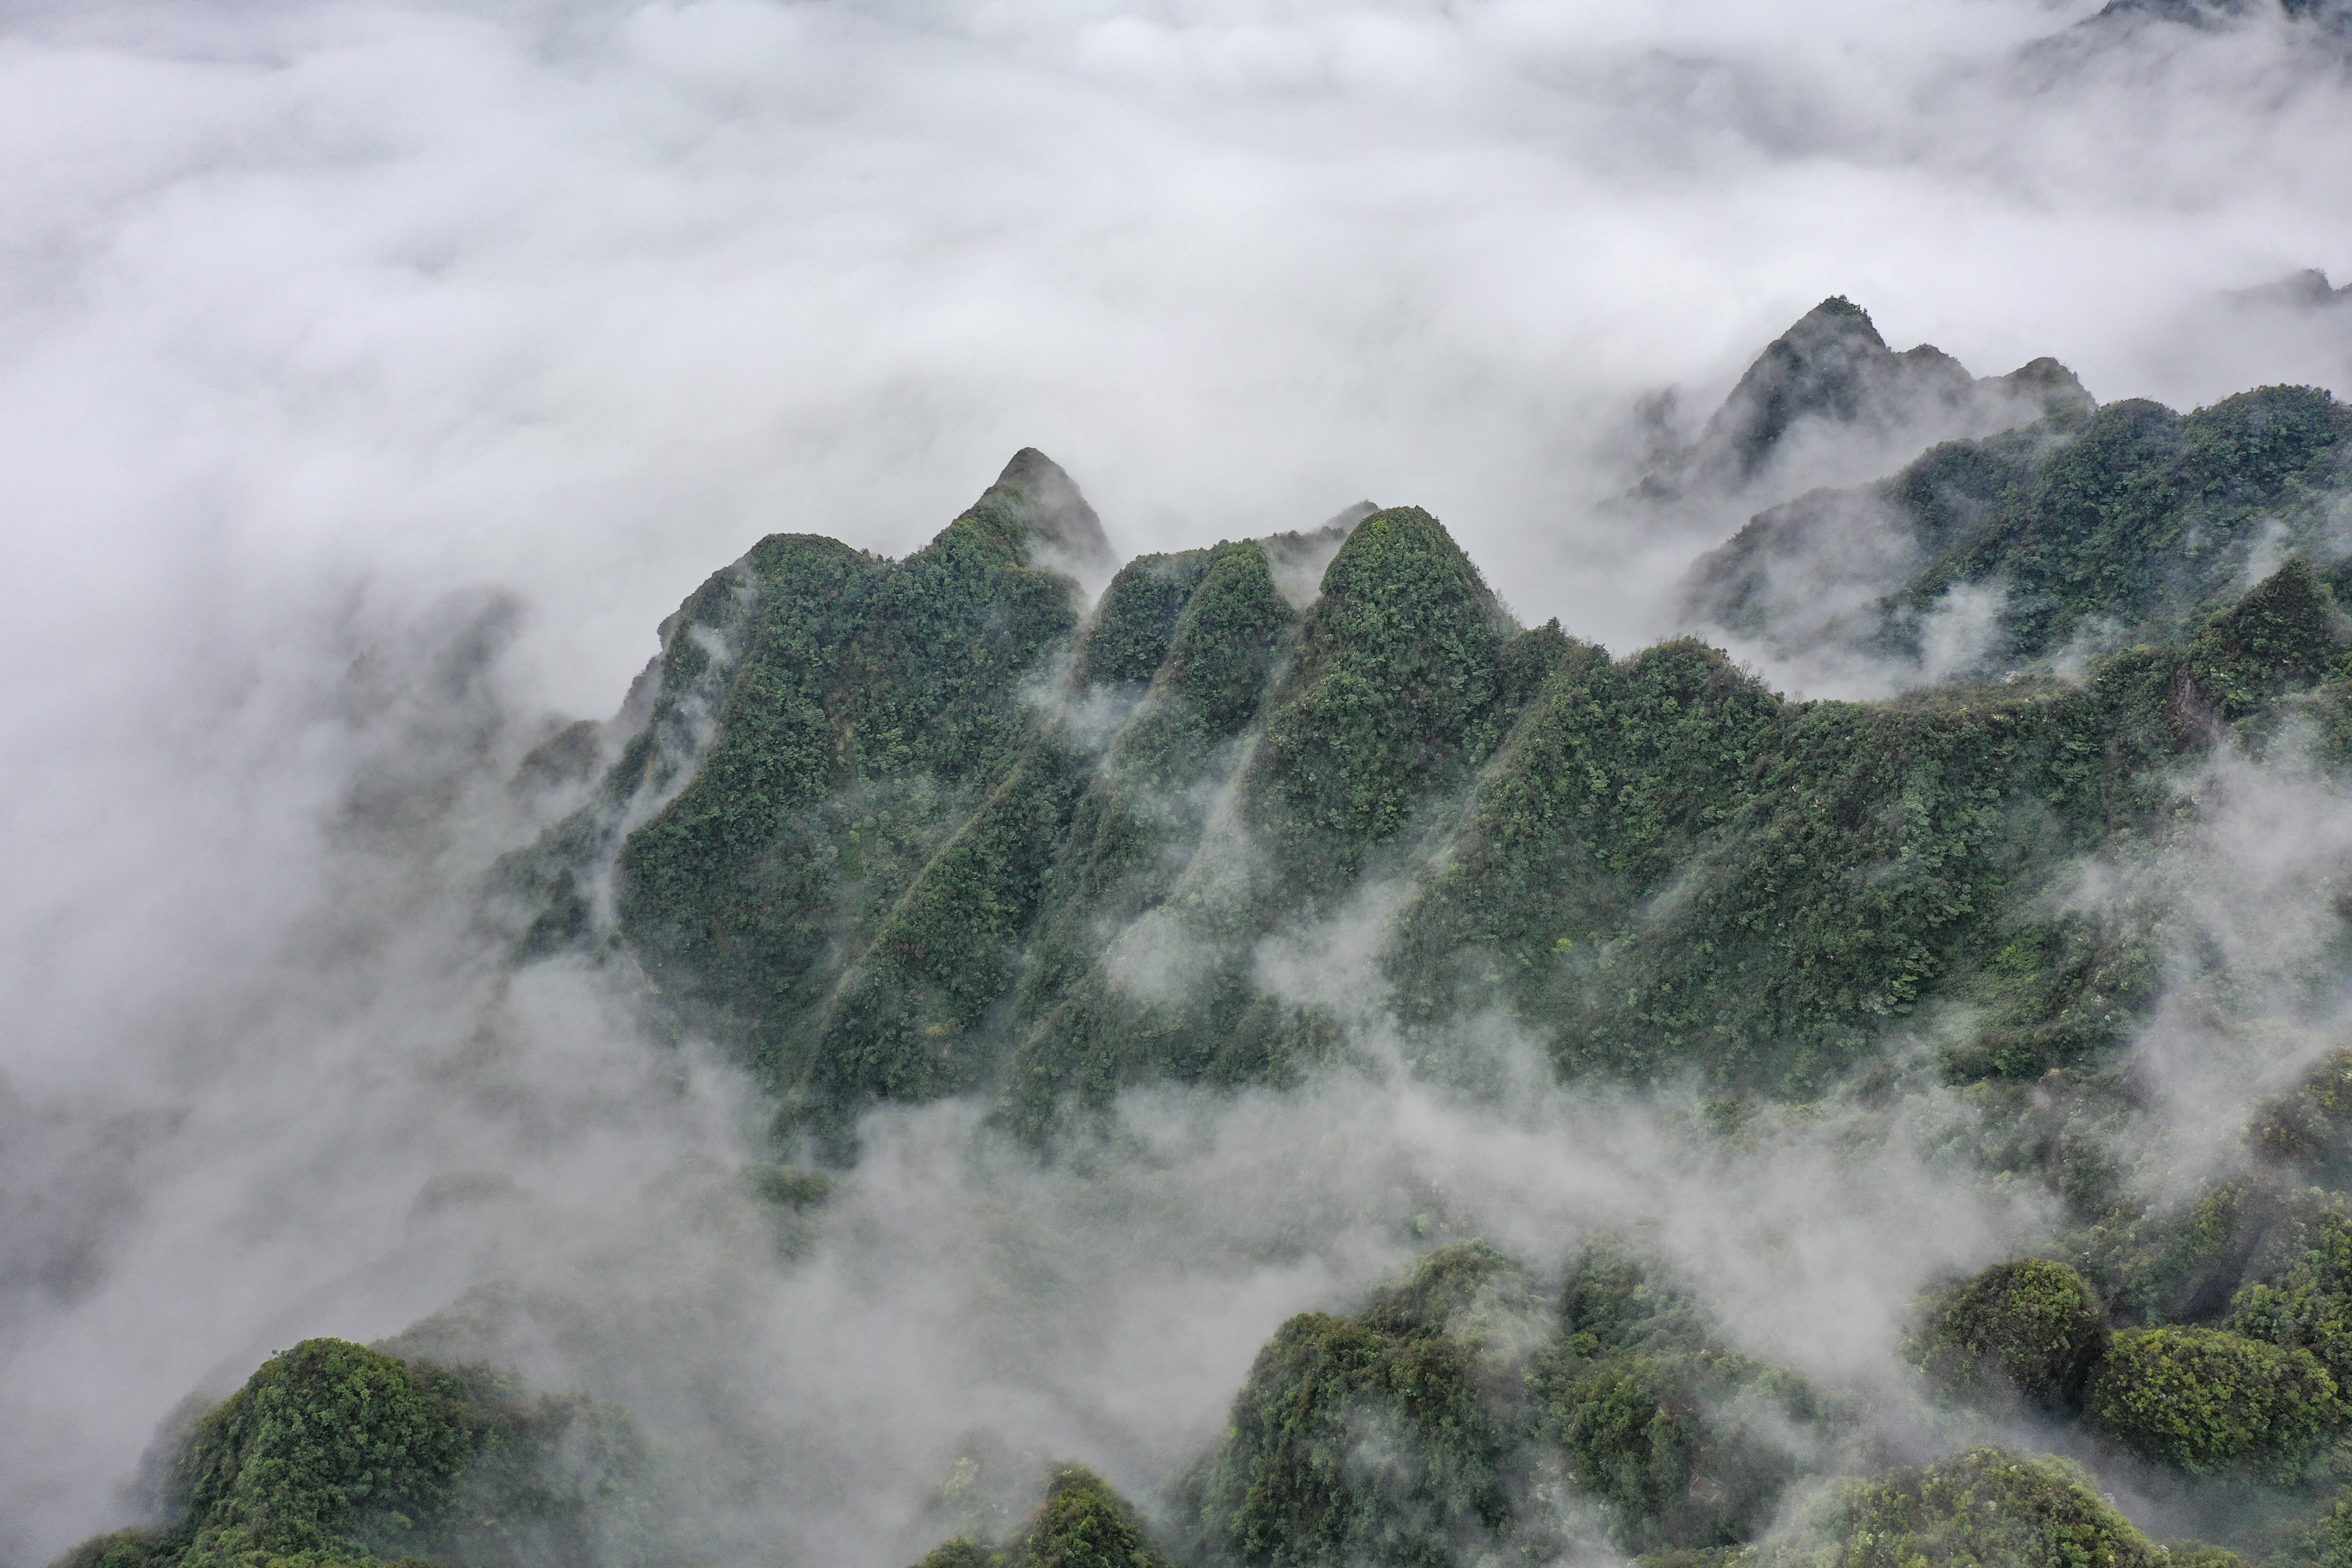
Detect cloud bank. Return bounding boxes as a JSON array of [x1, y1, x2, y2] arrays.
[[4, 2, 2352, 1564]]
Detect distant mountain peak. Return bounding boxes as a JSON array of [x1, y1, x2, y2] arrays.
[[1997, 356, 2100, 420], [2233, 268, 2352, 312], [1649, 297, 2093, 504], [1693, 299, 1963, 488]]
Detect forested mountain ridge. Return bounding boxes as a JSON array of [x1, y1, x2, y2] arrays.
[[493, 324, 2352, 1160], [58, 303, 2352, 1568], [1687, 378, 2352, 680]]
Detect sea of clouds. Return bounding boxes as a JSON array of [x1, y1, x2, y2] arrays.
[[3, 2, 2352, 1564]]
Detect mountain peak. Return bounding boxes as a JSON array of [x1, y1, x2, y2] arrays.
[[1691, 299, 1925, 486], [1994, 356, 2097, 419], [996, 444, 1071, 491], [1668, 297, 2087, 500], [967, 447, 1117, 579], [1316, 505, 1496, 618], [1804, 294, 1882, 333]]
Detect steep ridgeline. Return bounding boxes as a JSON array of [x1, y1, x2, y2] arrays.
[[2057, 0, 2352, 43], [504, 423, 2352, 1153], [1636, 296, 2093, 509], [1685, 381, 2352, 680]]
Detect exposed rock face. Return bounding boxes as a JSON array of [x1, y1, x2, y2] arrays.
[[2080, 0, 2351, 31]]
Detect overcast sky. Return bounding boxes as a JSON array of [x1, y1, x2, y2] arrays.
[[1, 0, 2347, 720]]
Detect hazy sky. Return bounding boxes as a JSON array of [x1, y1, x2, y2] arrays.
[[2, 3, 2351, 1564], [1, 0, 2347, 718]]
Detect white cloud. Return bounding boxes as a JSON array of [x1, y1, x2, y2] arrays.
[[4, 2, 2352, 1562]]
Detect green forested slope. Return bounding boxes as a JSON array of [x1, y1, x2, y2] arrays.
[[56, 1340, 654, 1568], [1688, 383, 2352, 676], [502, 406, 2352, 1149], [76, 319, 2352, 1568]]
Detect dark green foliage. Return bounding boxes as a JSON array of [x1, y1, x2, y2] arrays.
[[1192, 1241, 1842, 1563], [1435, 646, 2170, 1089], [807, 474, 1089, 789], [2252, 1053, 2352, 1188], [506, 453, 1382, 1139], [62, 1339, 652, 1568], [520, 453, 1107, 1127], [997, 541, 1317, 1131], [1900, 387, 2352, 666], [1004, 1469, 1172, 1568], [741, 1164, 831, 1209], [1252, 506, 1511, 888], [49, 1533, 179, 1568], [910, 1542, 996, 1568], [1391, 632, 1779, 1038], [1940, 396, 2191, 658], [1191, 1246, 1531, 1568], [1074, 553, 1216, 690], [2183, 559, 2347, 721], [909, 1469, 1174, 1568], [2084, 1175, 2340, 1329], [1004, 540, 1298, 1066], [1910, 1258, 2109, 1412], [1555, 1243, 1715, 1359], [1960, 1070, 2137, 1229], [1691, 380, 2352, 683], [2086, 1326, 2340, 1479], [792, 735, 1094, 1125], [604, 532, 884, 1022], [2264, 1492, 2352, 1568], [1194, 1313, 1505, 1568], [1147, 543, 1299, 740], [512, 719, 602, 795], [1194, 1241, 1838, 1564], [1536, 1353, 1813, 1554], [1359, 1241, 1536, 1344], [2156, 1544, 2250, 1568], [1534, 1245, 1836, 1554], [451, 359, 2352, 1568], [1890, 427, 2056, 560], [1683, 415, 2066, 651], [1797, 1446, 2163, 1567], [168, 1339, 475, 1553], [2228, 1211, 2352, 1390], [502, 421, 2352, 1137]]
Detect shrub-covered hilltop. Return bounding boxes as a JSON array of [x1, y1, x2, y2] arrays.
[[912, 1236, 2352, 1567], [57, 1338, 657, 1568]]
